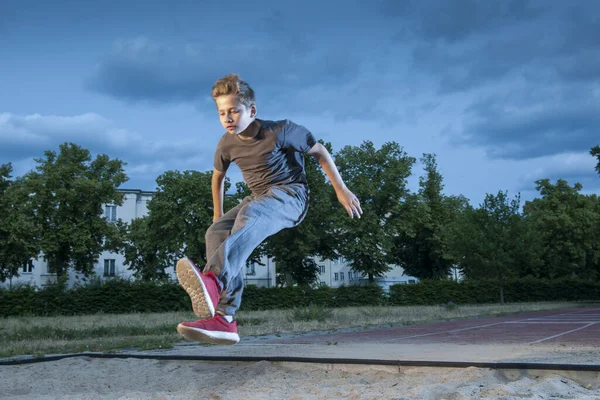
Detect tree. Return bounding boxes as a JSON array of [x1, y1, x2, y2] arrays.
[[392, 153, 468, 280], [0, 164, 40, 283], [448, 191, 530, 303], [523, 179, 600, 279], [123, 170, 238, 279], [120, 216, 167, 281], [264, 142, 337, 286], [591, 145, 600, 175], [22, 143, 127, 278], [334, 141, 415, 282]]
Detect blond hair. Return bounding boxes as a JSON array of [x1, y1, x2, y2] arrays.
[[211, 73, 255, 107]]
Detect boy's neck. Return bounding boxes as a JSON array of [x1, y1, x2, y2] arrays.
[[237, 119, 261, 140]]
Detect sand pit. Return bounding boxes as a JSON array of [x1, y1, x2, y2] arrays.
[[1, 357, 600, 400]]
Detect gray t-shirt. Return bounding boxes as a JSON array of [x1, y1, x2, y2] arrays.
[[213, 119, 317, 195]]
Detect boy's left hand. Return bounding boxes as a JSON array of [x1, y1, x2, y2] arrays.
[[337, 188, 363, 219]]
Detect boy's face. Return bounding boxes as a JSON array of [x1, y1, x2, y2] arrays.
[[215, 94, 256, 134]]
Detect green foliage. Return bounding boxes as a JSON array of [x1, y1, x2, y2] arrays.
[[0, 281, 384, 317], [3, 138, 600, 316], [447, 190, 537, 302], [591, 145, 600, 175], [393, 154, 468, 280], [0, 278, 190, 317], [21, 143, 127, 277], [523, 179, 600, 280], [0, 164, 40, 282], [334, 141, 415, 281], [388, 278, 600, 305], [240, 284, 385, 310], [120, 217, 167, 281], [2, 278, 598, 318]]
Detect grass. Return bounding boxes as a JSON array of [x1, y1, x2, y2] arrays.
[[0, 301, 592, 358]]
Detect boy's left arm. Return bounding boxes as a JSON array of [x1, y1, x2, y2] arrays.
[[307, 143, 363, 219]]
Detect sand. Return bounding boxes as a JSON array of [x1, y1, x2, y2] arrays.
[[2, 356, 600, 400]]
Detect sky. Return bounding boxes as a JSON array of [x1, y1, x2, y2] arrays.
[[1, 0, 599, 207]]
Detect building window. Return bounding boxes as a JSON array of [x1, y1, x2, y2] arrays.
[[104, 259, 116, 277], [47, 263, 56, 274], [246, 262, 256, 276], [348, 271, 352, 280], [104, 205, 117, 222], [320, 281, 326, 286], [319, 265, 325, 274], [22, 259, 34, 273], [408, 279, 416, 284], [337, 256, 345, 264], [334, 273, 339, 281], [340, 272, 345, 281]]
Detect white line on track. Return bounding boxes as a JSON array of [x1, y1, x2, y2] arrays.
[[386, 322, 506, 342], [552, 309, 600, 315], [504, 321, 600, 324], [524, 319, 600, 322], [385, 309, 600, 343], [527, 322, 599, 344]]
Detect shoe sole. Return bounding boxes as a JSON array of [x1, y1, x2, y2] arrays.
[[177, 323, 240, 345], [176, 258, 215, 319]]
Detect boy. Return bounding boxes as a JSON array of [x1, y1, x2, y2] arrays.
[[176, 73, 362, 345]]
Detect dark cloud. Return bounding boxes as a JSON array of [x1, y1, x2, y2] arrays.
[[386, 1, 600, 93], [86, 58, 211, 104], [394, 2, 600, 160], [84, 2, 392, 117], [383, 0, 542, 43], [85, 29, 365, 110], [452, 84, 600, 160]]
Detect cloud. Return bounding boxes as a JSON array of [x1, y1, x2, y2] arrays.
[[516, 160, 600, 202], [83, 1, 400, 118], [517, 152, 599, 187], [384, 1, 600, 93], [85, 37, 214, 104], [383, 0, 542, 43], [0, 112, 214, 183], [85, 33, 365, 111], [0, 112, 110, 159], [393, 1, 600, 161], [450, 81, 600, 160]]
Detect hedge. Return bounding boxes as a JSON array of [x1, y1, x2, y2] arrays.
[[0, 279, 192, 317], [1, 277, 598, 317], [0, 279, 384, 317], [388, 277, 600, 305]]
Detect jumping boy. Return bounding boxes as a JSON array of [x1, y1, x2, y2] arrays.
[[176, 73, 362, 345]]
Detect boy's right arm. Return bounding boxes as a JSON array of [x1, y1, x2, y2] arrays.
[[212, 169, 227, 222]]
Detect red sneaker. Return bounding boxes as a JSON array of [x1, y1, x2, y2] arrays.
[[177, 315, 240, 345], [176, 257, 221, 319]]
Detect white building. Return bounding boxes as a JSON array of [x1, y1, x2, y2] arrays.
[[2, 189, 155, 288], [2, 189, 419, 290], [312, 257, 418, 289]]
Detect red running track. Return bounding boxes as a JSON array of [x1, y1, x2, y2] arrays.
[[265, 308, 600, 347]]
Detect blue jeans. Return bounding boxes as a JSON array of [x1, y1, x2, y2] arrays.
[[203, 183, 309, 316]]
